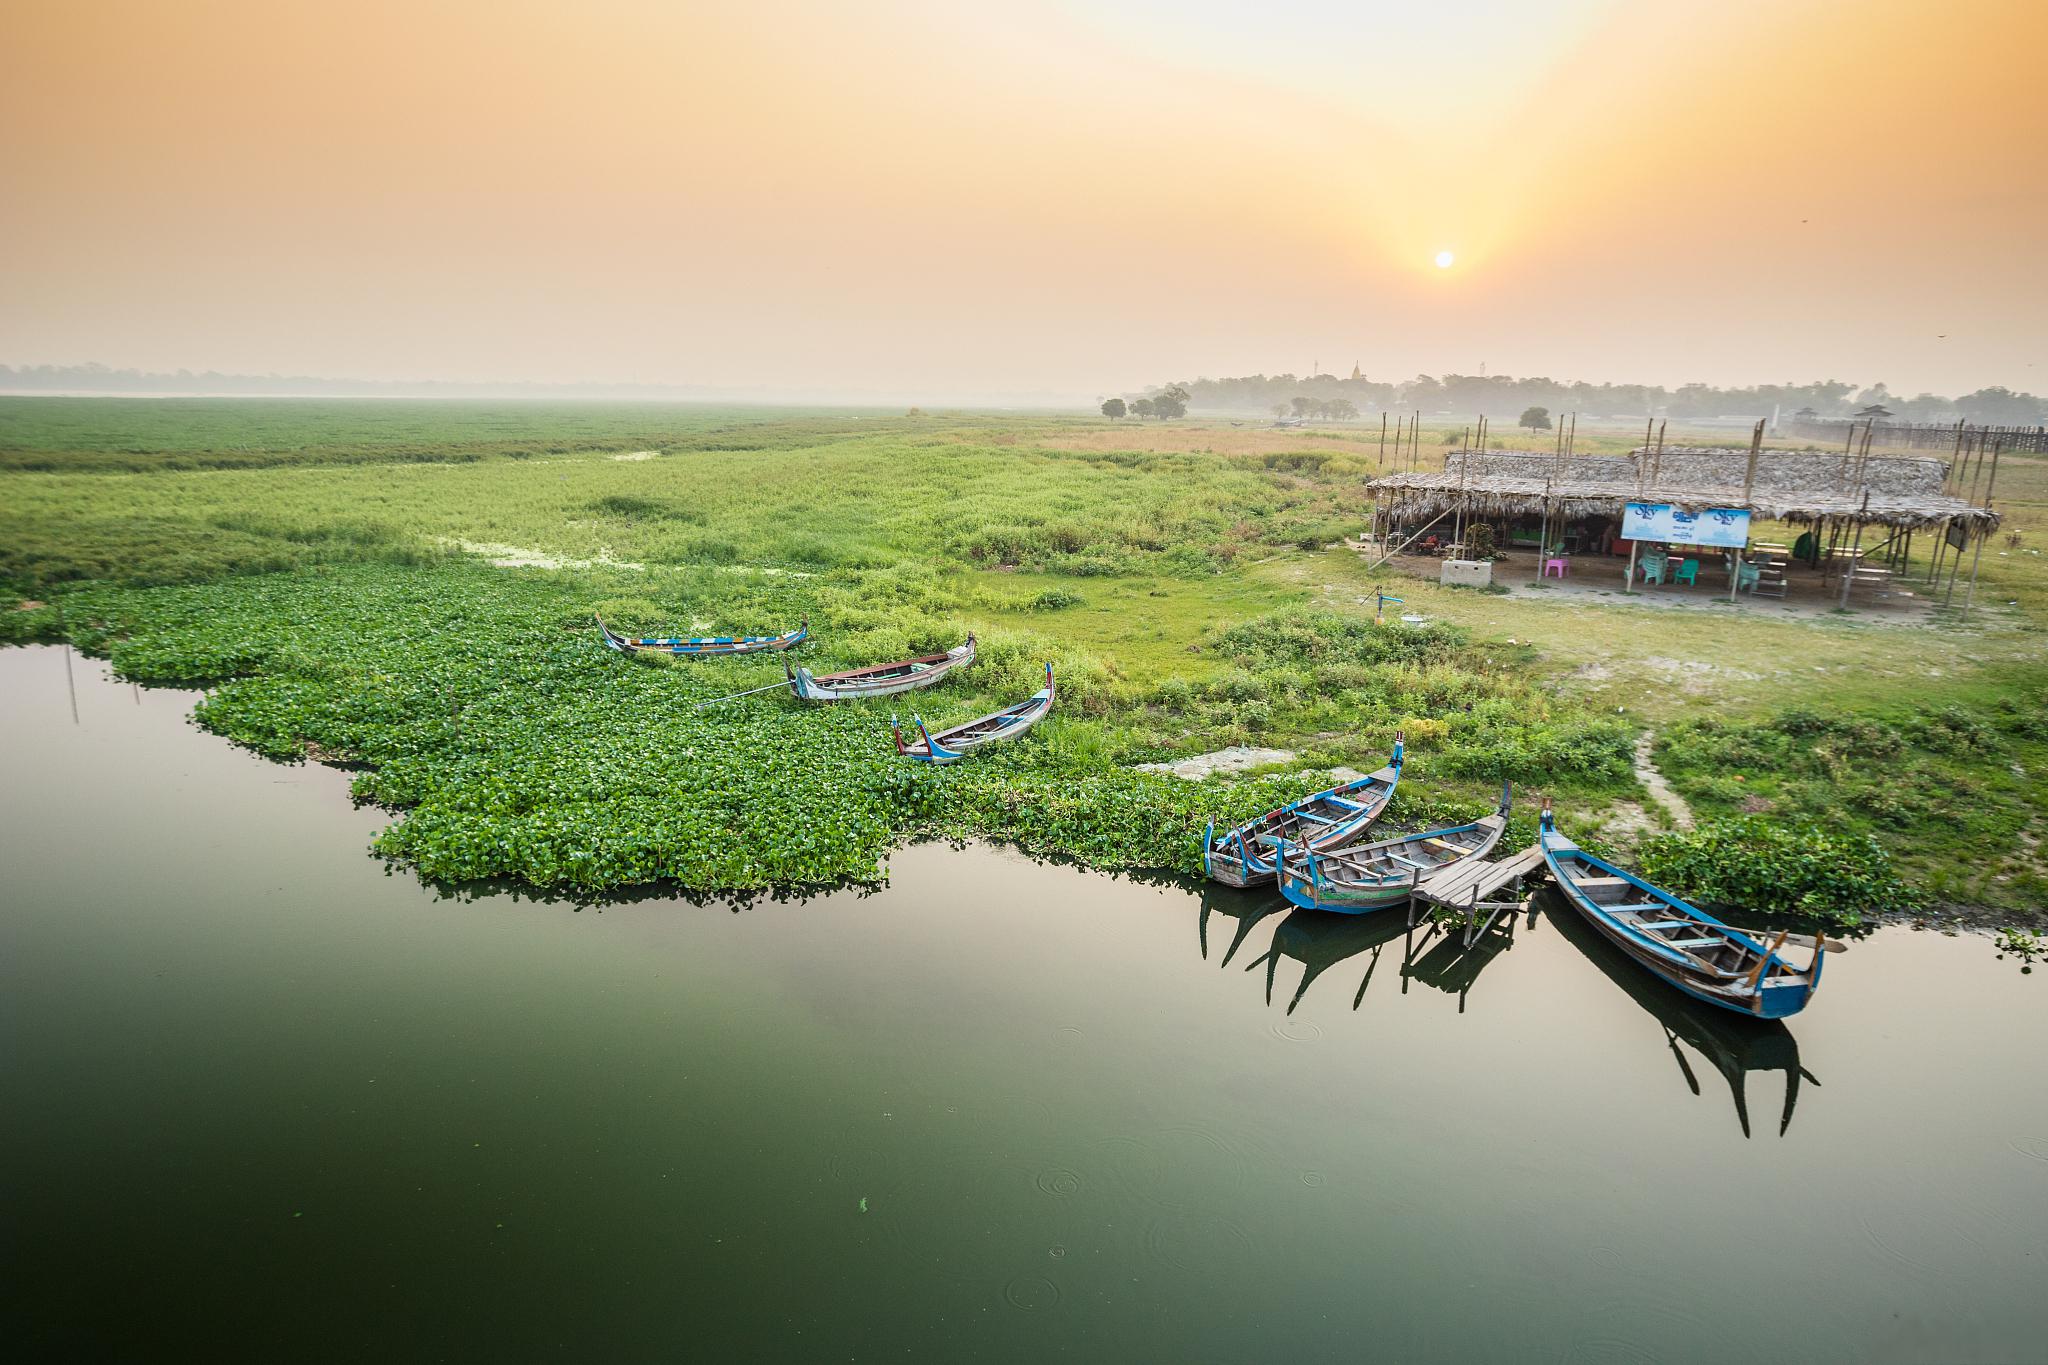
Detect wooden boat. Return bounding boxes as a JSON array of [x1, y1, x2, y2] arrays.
[[598, 616, 807, 657], [1544, 899, 1813, 1137], [1539, 801, 1824, 1019], [786, 635, 975, 702], [1275, 784, 1512, 914], [1201, 738, 1403, 888], [893, 663, 1054, 763]]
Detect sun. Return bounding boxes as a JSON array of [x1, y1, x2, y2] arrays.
[[1434, 250, 1456, 269]]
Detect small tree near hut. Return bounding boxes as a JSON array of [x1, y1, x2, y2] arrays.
[[1101, 397, 1126, 419], [1130, 397, 1156, 419], [1519, 406, 1552, 431]]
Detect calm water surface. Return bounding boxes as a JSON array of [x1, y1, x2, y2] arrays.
[[3, 646, 2044, 1362]]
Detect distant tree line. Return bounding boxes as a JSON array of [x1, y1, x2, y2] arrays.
[[1135, 371, 2048, 425]]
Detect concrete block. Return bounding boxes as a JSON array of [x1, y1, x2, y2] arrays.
[[1440, 558, 1493, 588]]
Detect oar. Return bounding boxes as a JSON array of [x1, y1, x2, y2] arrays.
[[694, 678, 793, 709], [1734, 929, 1848, 954]]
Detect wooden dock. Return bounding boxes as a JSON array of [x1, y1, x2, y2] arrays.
[[1407, 845, 1549, 947]]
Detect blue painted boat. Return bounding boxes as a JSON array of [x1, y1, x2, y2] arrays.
[[893, 664, 1054, 763], [1201, 737, 1403, 888], [598, 616, 807, 658], [1274, 784, 1512, 914], [788, 635, 976, 702], [1539, 801, 1824, 1019]]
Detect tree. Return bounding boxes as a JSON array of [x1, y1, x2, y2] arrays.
[[1956, 386, 2046, 425], [1131, 397, 1156, 419], [1328, 398, 1358, 422], [1271, 403, 1291, 419], [1518, 406, 1552, 431], [1153, 391, 1187, 419], [1290, 396, 1313, 418], [1100, 397, 1126, 419]]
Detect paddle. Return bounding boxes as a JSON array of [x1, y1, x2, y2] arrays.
[[1734, 929, 1848, 954], [694, 678, 794, 709]]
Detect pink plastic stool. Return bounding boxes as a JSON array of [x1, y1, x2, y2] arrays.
[[1542, 557, 1569, 579]]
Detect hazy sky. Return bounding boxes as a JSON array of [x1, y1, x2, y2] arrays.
[[3, 0, 2042, 399]]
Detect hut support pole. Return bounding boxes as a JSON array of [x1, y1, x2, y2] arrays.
[[1624, 539, 1640, 595], [1959, 531, 1988, 620], [1367, 507, 1455, 570], [1732, 420, 1763, 605], [1960, 442, 2003, 621], [1838, 519, 1865, 609]]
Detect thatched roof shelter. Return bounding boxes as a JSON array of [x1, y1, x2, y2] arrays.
[[1368, 447, 1999, 531]]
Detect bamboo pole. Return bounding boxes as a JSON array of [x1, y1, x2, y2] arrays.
[[1838, 492, 1868, 609], [1733, 419, 1762, 605], [1959, 441, 2002, 621], [1380, 411, 1388, 465]]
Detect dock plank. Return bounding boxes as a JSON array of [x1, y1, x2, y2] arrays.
[[1414, 844, 1546, 907]]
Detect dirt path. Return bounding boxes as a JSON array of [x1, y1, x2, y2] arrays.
[[1633, 732, 1694, 830]]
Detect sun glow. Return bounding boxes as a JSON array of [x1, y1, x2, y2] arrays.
[[1434, 250, 1456, 269]]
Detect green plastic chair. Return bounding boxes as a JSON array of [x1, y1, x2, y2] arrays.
[[1639, 555, 1666, 585], [1673, 558, 1699, 586], [1735, 562, 1760, 593]]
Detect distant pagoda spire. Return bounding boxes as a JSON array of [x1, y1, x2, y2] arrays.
[[1350, 361, 1363, 380]]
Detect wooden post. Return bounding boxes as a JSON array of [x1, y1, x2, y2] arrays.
[[1839, 493, 1868, 609], [1380, 411, 1388, 465], [1625, 537, 1640, 595], [1727, 419, 1762, 605], [1960, 441, 2002, 621]]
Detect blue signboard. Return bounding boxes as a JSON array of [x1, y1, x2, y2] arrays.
[[1621, 502, 1751, 549]]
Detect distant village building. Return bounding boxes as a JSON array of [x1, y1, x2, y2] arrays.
[[1854, 404, 1895, 420]]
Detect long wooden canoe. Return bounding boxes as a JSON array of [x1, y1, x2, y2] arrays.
[[1545, 899, 1812, 1137], [598, 616, 807, 657], [1539, 801, 1824, 1019], [1201, 736, 1403, 888], [893, 663, 1053, 763], [1275, 785, 1512, 914], [787, 635, 975, 702]]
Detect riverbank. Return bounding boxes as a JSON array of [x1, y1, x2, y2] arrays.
[[4, 402, 2044, 916]]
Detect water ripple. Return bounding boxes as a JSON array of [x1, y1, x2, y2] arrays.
[[1268, 1017, 1324, 1043], [1003, 1274, 1061, 1312], [1033, 1166, 1083, 1196]]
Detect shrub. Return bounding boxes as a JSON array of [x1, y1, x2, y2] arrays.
[[1638, 817, 1919, 925]]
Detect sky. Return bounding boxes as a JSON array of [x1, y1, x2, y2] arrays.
[[2, 0, 2043, 402]]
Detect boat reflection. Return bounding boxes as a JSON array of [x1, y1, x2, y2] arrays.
[[1543, 896, 1819, 1137], [1243, 908, 1415, 1014], [1198, 883, 1290, 969]]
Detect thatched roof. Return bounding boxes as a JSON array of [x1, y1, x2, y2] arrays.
[[1368, 448, 1998, 531]]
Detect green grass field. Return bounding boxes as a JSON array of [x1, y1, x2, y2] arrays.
[[5, 399, 2042, 920]]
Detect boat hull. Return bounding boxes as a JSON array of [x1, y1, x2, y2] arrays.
[[898, 665, 1054, 763], [1539, 815, 1820, 1020], [1569, 903, 1815, 1019], [1201, 741, 1405, 887], [790, 637, 976, 703], [598, 617, 806, 657], [1275, 874, 1412, 914]]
